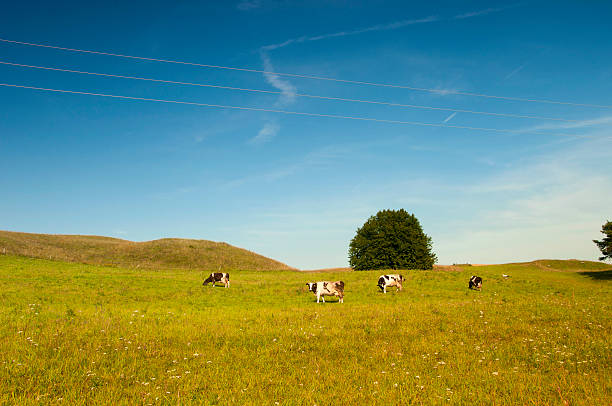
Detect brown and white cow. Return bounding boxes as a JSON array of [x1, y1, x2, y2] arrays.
[[377, 274, 404, 293], [306, 281, 344, 303], [203, 272, 230, 288]]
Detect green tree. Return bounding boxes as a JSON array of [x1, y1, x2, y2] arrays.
[[593, 220, 612, 261], [349, 209, 437, 270]]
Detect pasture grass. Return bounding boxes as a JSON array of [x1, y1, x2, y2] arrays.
[[0, 255, 610, 405]]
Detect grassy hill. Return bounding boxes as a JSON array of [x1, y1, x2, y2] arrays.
[[0, 230, 295, 271], [523, 259, 610, 271]]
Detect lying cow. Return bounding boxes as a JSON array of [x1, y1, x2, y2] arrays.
[[306, 281, 344, 303], [203, 272, 230, 288], [469, 275, 482, 290], [377, 274, 405, 293]]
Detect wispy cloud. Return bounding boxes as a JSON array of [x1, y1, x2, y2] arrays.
[[262, 16, 439, 51], [504, 62, 527, 80], [250, 122, 279, 144], [519, 115, 612, 134], [453, 4, 519, 20], [437, 139, 612, 264], [443, 112, 457, 123], [236, 0, 261, 11], [260, 51, 296, 105], [225, 141, 361, 188], [261, 5, 519, 51]]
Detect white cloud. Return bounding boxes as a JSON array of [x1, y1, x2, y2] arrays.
[[261, 16, 439, 51], [517, 115, 612, 138], [504, 62, 527, 80], [250, 122, 279, 144], [453, 4, 521, 20], [434, 138, 612, 264], [261, 5, 519, 51], [443, 112, 457, 123], [260, 52, 296, 105]]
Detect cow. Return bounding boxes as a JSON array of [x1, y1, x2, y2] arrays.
[[306, 281, 345, 303], [203, 272, 230, 288], [469, 275, 482, 290], [377, 274, 405, 293]]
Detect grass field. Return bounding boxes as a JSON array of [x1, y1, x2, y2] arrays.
[[0, 255, 610, 405]]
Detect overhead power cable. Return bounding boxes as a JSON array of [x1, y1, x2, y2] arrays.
[[0, 82, 591, 139], [1, 37, 610, 109], [0, 60, 580, 123]]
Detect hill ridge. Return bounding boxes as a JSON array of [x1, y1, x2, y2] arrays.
[[0, 230, 296, 271]]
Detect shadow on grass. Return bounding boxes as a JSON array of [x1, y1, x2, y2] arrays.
[[579, 269, 612, 280]]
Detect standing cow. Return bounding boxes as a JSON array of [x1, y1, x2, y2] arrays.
[[469, 275, 482, 290], [377, 274, 405, 293], [203, 272, 230, 288], [306, 281, 345, 303]]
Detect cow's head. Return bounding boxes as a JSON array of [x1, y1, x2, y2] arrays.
[[306, 283, 316, 292], [203, 274, 214, 285]]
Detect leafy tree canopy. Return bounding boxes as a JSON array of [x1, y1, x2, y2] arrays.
[[593, 220, 612, 261], [349, 209, 437, 270]]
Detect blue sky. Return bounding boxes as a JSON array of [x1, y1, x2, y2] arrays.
[[1, 0, 611, 268]]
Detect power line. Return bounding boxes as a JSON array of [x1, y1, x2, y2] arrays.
[[1, 37, 610, 109], [0, 60, 580, 123], [0, 82, 591, 139]]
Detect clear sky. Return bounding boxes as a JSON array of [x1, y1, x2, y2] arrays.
[[1, 0, 611, 269]]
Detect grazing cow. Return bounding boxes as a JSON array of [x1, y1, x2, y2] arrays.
[[469, 275, 482, 290], [306, 281, 344, 303], [203, 272, 230, 288], [377, 274, 405, 293]]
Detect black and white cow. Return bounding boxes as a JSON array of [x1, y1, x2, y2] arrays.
[[306, 281, 344, 303], [469, 275, 482, 290], [203, 272, 230, 288], [377, 274, 405, 293]]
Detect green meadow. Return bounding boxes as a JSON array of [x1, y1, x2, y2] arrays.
[[0, 255, 610, 405]]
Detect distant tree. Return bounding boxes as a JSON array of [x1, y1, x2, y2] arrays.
[[349, 209, 437, 270], [593, 220, 612, 261]]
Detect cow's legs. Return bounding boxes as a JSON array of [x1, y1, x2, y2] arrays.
[[316, 294, 320, 303], [322, 296, 325, 303]]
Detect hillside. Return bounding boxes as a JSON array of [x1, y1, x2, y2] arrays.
[[526, 259, 610, 271], [0, 230, 295, 271]]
